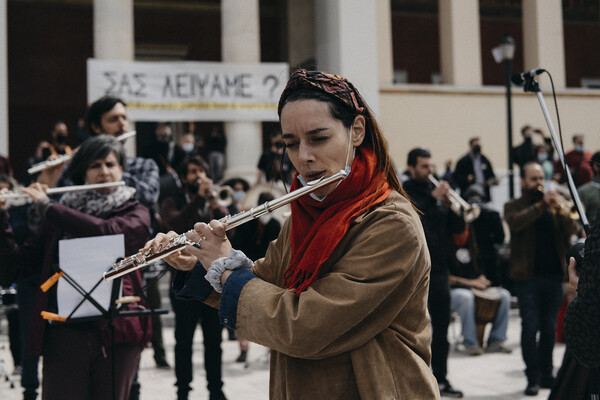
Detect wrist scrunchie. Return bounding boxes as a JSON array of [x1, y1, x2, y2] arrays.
[[205, 249, 254, 293]]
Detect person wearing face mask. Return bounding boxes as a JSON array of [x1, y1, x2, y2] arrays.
[[49, 121, 72, 156], [504, 162, 579, 396], [513, 125, 554, 171], [145, 69, 439, 399], [535, 144, 554, 181], [553, 133, 593, 187], [453, 137, 498, 203], [1, 135, 152, 400], [206, 127, 227, 183], [159, 155, 228, 400]]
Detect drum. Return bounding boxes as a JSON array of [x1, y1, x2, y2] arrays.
[[471, 287, 501, 347]]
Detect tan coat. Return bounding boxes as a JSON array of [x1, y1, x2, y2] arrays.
[[236, 191, 439, 399]]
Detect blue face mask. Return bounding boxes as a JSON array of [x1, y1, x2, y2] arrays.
[[537, 153, 548, 162], [182, 142, 195, 153], [232, 190, 245, 203], [575, 144, 584, 153]]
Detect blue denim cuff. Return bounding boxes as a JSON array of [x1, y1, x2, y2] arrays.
[[172, 261, 213, 302], [219, 269, 256, 330]]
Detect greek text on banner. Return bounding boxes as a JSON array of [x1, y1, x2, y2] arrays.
[[87, 59, 289, 122]]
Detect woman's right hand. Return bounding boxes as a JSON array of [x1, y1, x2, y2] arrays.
[[140, 231, 198, 271], [20, 182, 49, 204]]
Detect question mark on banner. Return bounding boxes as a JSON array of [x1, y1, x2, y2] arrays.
[[263, 75, 279, 97]]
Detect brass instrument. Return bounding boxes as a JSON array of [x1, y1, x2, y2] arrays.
[[0, 182, 126, 203], [103, 169, 349, 281], [198, 179, 234, 208], [210, 185, 234, 208], [428, 174, 481, 223], [27, 131, 137, 175], [540, 184, 582, 220]]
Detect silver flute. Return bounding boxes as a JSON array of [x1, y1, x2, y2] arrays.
[[103, 169, 348, 281], [0, 181, 125, 202], [27, 131, 137, 175]]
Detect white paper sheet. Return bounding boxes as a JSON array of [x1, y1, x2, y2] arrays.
[[57, 234, 124, 319]]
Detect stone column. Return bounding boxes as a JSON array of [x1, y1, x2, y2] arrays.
[[287, 0, 315, 69], [93, 0, 136, 155], [377, 0, 394, 85], [0, 0, 8, 156], [221, 0, 263, 184], [314, 0, 380, 113], [522, 0, 566, 88], [439, 0, 482, 86]]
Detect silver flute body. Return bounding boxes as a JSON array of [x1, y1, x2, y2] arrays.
[[0, 181, 125, 201], [27, 131, 137, 175], [103, 169, 348, 281]]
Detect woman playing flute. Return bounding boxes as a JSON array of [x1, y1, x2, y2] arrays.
[[146, 70, 439, 399], [1, 135, 151, 400]]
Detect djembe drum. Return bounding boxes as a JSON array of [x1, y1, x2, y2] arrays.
[[471, 287, 501, 347]]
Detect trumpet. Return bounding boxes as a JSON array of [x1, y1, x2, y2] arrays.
[[0, 182, 126, 202], [428, 174, 481, 223], [209, 185, 234, 208], [27, 131, 137, 175], [103, 169, 349, 281], [539, 185, 582, 220]]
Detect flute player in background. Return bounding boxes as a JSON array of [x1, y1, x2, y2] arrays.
[[1, 135, 152, 400], [143, 69, 439, 399]]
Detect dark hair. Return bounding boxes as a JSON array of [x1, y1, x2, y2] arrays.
[[67, 135, 126, 185], [521, 125, 531, 135], [257, 192, 275, 204], [223, 177, 250, 192], [0, 173, 14, 190], [86, 96, 126, 135], [278, 87, 403, 194], [407, 147, 431, 167], [469, 137, 480, 146], [176, 155, 209, 179], [572, 133, 584, 143]]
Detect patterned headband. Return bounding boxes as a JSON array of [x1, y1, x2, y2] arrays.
[[278, 69, 366, 116]]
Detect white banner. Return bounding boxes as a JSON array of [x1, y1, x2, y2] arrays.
[[87, 59, 289, 122]]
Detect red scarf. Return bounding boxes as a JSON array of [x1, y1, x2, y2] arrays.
[[283, 147, 392, 295]]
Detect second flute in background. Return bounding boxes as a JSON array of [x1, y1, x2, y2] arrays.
[[27, 131, 136, 175]]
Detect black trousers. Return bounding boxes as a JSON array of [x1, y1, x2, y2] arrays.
[[428, 272, 451, 384], [171, 295, 223, 399]]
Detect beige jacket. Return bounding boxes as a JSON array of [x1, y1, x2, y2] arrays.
[[236, 191, 439, 400]]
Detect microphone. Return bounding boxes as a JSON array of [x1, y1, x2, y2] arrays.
[[510, 68, 546, 85]]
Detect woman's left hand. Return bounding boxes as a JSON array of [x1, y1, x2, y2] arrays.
[[21, 182, 49, 204], [187, 220, 232, 271]]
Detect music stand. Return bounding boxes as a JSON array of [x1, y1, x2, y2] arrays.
[[41, 235, 169, 400]]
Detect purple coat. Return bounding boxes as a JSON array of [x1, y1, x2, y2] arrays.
[[1, 199, 152, 356]]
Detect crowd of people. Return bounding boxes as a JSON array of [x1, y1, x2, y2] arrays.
[[0, 69, 599, 400], [0, 96, 286, 400]]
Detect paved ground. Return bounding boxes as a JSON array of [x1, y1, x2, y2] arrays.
[[1, 306, 566, 399]]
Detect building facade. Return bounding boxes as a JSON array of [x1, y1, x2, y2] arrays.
[[1, 0, 599, 203]]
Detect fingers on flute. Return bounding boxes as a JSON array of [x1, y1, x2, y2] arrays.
[[208, 220, 227, 237], [194, 222, 210, 240]]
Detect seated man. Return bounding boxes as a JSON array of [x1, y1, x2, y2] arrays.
[[449, 185, 512, 355], [449, 270, 512, 355]]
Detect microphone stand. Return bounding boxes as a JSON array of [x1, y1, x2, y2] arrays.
[[519, 75, 590, 235]]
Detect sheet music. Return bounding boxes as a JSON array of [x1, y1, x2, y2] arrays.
[[57, 234, 124, 319]]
